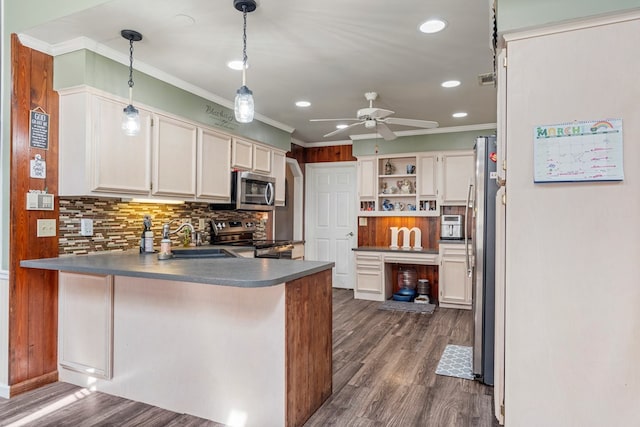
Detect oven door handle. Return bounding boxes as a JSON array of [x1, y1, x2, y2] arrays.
[[265, 182, 275, 206]]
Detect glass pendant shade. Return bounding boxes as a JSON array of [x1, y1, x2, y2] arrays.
[[122, 104, 141, 136], [234, 85, 254, 123]]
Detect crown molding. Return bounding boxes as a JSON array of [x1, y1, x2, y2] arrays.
[[349, 122, 497, 141], [17, 34, 295, 134]]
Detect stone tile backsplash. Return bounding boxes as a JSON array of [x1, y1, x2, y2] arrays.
[[59, 197, 267, 255]]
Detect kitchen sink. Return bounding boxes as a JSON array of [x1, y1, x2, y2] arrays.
[[170, 247, 236, 259]]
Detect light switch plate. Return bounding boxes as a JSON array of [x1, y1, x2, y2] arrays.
[[359, 217, 368, 226], [198, 219, 205, 230], [37, 219, 56, 237], [80, 218, 94, 236]]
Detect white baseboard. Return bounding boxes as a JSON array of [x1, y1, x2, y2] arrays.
[[0, 383, 10, 399]]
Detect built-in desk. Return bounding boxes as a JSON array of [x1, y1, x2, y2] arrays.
[[353, 244, 472, 309], [352, 247, 438, 302]]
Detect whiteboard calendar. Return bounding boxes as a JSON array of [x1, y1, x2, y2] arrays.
[[533, 119, 624, 183]]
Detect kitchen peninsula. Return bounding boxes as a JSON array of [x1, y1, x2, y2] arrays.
[[21, 252, 334, 427]]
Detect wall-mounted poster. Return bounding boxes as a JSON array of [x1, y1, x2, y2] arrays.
[[29, 108, 49, 150], [533, 119, 623, 183]]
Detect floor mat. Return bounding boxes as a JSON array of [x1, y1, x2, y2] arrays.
[[435, 344, 474, 380], [378, 300, 436, 314]]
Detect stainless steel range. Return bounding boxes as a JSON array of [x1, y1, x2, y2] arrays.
[[210, 219, 294, 259]]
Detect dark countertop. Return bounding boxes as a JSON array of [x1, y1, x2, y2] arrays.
[[353, 246, 439, 254], [20, 250, 333, 288]]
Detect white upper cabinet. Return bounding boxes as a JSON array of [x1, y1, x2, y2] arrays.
[[59, 90, 152, 196], [59, 88, 283, 202], [271, 150, 286, 206], [151, 114, 198, 198], [357, 156, 377, 200], [232, 137, 274, 175], [417, 153, 438, 198], [197, 127, 232, 202], [440, 150, 474, 205], [253, 144, 272, 174], [231, 137, 253, 170]]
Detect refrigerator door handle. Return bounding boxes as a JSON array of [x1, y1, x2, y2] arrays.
[[465, 181, 474, 277]]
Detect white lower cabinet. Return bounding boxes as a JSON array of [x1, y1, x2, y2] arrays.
[[354, 252, 384, 300], [439, 243, 472, 309], [59, 272, 114, 379]]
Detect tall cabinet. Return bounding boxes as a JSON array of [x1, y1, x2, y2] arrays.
[[500, 12, 640, 427]]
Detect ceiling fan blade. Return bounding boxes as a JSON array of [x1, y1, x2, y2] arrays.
[[310, 118, 359, 122], [323, 121, 364, 138], [376, 122, 397, 141], [383, 117, 439, 128]]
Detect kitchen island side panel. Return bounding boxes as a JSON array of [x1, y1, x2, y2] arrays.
[[59, 276, 287, 427], [286, 269, 332, 427]]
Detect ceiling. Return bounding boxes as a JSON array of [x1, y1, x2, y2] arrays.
[[20, 0, 497, 144]]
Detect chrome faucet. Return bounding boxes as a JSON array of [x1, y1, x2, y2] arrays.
[[162, 219, 195, 239]]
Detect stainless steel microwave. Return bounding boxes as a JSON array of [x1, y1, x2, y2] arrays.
[[210, 171, 275, 211]]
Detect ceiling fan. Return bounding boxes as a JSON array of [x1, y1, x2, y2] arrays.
[[310, 92, 439, 141]]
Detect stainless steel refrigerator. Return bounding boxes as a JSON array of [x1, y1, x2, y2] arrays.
[[466, 136, 497, 386]]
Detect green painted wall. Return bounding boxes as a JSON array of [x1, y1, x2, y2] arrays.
[[351, 130, 495, 157], [54, 50, 291, 150], [497, 0, 640, 32], [1, 0, 112, 270]]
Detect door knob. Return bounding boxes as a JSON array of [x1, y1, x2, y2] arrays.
[[346, 231, 354, 237]]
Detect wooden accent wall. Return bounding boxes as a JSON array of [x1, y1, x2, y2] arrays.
[[285, 269, 332, 427], [9, 34, 60, 395], [358, 216, 440, 249], [303, 144, 356, 163]]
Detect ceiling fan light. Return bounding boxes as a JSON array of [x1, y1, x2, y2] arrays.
[[419, 19, 447, 34], [336, 124, 349, 129], [235, 85, 254, 123]]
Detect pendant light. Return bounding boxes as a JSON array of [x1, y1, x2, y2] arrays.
[[121, 29, 143, 136], [233, 0, 257, 123]]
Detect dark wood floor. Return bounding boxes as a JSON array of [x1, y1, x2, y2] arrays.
[[0, 289, 499, 427]]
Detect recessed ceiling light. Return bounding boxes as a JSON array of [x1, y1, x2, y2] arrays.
[[336, 124, 349, 130], [295, 101, 311, 108], [227, 60, 247, 71], [419, 19, 447, 34], [441, 80, 461, 88], [452, 112, 468, 118]]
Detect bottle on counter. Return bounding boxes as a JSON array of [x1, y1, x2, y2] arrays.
[[140, 215, 154, 253]]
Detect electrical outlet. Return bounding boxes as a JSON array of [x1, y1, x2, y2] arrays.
[[37, 219, 56, 237], [80, 218, 94, 236], [198, 219, 205, 230]]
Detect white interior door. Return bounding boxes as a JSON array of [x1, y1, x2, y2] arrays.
[[305, 162, 357, 289]]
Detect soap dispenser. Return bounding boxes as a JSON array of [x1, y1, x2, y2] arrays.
[[158, 222, 173, 260]]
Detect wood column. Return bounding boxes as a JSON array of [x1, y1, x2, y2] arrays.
[[9, 34, 60, 395], [286, 269, 333, 427]]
